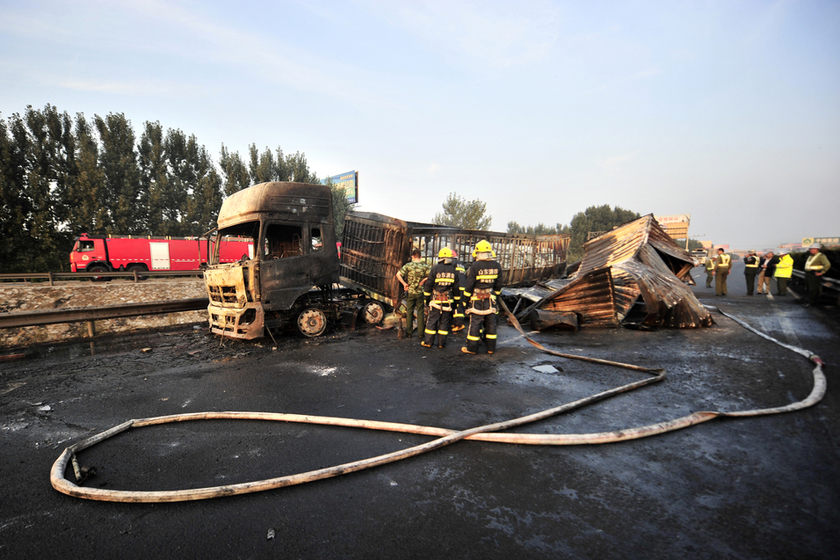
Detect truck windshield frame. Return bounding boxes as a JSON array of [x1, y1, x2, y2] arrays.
[[213, 221, 260, 265]]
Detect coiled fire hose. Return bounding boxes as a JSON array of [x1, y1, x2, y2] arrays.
[[51, 301, 825, 503]]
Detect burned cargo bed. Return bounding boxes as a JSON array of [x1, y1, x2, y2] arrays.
[[339, 211, 570, 307], [504, 214, 713, 331]]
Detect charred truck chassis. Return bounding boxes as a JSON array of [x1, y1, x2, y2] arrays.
[[204, 182, 383, 340]]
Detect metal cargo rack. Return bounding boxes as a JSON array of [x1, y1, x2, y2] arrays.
[[339, 211, 569, 308]]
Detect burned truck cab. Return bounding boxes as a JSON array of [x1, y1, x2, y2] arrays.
[[204, 182, 340, 339]]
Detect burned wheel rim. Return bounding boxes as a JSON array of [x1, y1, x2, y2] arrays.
[[362, 301, 385, 325], [297, 308, 327, 337]]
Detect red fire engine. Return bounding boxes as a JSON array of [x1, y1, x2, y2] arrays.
[[69, 234, 254, 275]]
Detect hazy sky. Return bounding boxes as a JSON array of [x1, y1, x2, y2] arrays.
[[1, 0, 838, 250]]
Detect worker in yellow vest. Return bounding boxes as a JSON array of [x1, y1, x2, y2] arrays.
[[743, 249, 760, 296], [774, 249, 794, 296], [803, 243, 831, 307], [714, 247, 731, 296], [704, 254, 715, 288]]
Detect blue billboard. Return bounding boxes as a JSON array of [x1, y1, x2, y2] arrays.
[[325, 171, 358, 204]]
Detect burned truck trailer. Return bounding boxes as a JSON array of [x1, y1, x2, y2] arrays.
[[204, 182, 570, 340], [339, 211, 570, 307]]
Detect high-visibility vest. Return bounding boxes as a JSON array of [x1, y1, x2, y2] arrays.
[[774, 255, 793, 278], [745, 255, 759, 268], [805, 253, 829, 272], [716, 253, 731, 268]]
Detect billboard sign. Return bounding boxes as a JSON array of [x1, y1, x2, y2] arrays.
[[325, 171, 359, 204], [654, 214, 690, 239], [654, 214, 691, 226], [802, 237, 839, 246]]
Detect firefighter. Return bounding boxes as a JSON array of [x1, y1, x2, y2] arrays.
[[451, 250, 467, 333], [462, 240, 503, 355], [421, 248, 460, 349]]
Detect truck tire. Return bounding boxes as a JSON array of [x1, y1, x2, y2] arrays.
[[297, 308, 327, 338], [127, 264, 148, 281], [87, 264, 110, 282]]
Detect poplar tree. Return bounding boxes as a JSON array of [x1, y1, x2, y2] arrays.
[[433, 192, 492, 230], [138, 121, 169, 234], [68, 114, 108, 235], [219, 144, 251, 195], [0, 113, 29, 272], [564, 205, 640, 261], [95, 113, 142, 234]]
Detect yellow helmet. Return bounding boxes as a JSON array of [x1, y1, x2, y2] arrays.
[[438, 247, 454, 259], [472, 240, 495, 258]]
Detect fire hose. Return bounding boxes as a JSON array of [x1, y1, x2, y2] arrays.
[[50, 301, 825, 503]]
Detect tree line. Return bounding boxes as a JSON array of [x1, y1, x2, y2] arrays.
[[0, 104, 345, 273], [433, 193, 643, 262]]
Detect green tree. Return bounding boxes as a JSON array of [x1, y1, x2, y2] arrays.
[[562, 205, 641, 262], [285, 151, 319, 183], [183, 144, 223, 234], [67, 113, 108, 235], [95, 113, 142, 234], [433, 192, 492, 230], [326, 178, 355, 240], [249, 144, 277, 183], [138, 121, 169, 234], [507, 221, 559, 235], [0, 112, 30, 272], [219, 144, 251, 195]]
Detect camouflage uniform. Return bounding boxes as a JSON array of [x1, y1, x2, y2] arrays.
[[398, 260, 430, 337]]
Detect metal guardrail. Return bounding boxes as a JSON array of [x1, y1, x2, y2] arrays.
[[791, 269, 840, 289], [0, 298, 209, 329], [0, 270, 205, 285]]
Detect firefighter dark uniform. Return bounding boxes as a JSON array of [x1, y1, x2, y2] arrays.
[[462, 240, 503, 355], [451, 257, 467, 332], [743, 250, 760, 295], [421, 248, 460, 349]]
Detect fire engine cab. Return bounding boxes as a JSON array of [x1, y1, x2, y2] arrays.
[[70, 234, 253, 275]]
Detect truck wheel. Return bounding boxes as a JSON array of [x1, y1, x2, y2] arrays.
[[127, 264, 148, 281], [88, 264, 110, 282], [362, 300, 385, 325], [297, 308, 327, 337]]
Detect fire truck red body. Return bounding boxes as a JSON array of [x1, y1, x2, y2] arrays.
[[69, 234, 254, 274]]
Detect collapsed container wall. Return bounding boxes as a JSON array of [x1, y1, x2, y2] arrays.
[[340, 211, 569, 307]]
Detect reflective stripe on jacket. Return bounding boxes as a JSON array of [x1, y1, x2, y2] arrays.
[[805, 253, 831, 273]]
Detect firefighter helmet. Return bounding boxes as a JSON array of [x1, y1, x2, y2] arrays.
[[438, 247, 454, 259], [472, 240, 495, 258]]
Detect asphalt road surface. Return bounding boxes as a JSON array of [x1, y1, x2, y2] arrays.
[[1, 262, 838, 559]]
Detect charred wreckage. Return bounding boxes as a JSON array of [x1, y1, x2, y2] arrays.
[[202, 182, 710, 341]]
